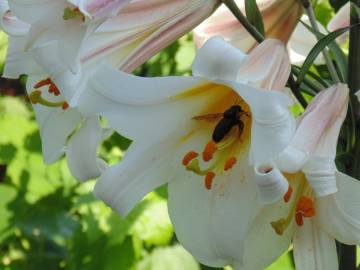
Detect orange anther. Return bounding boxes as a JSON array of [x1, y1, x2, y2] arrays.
[[296, 196, 316, 217], [204, 172, 215, 190], [34, 78, 52, 89], [202, 140, 217, 162], [182, 151, 199, 166], [62, 102, 69, 110], [283, 186, 293, 203], [224, 157, 237, 171], [49, 84, 60, 96], [295, 212, 304, 226]]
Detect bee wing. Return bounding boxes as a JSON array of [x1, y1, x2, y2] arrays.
[[192, 113, 223, 122]]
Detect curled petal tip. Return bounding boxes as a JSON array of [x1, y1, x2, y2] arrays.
[[303, 156, 338, 197], [254, 164, 289, 204]]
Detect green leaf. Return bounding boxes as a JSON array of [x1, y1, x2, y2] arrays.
[[137, 245, 200, 270], [130, 195, 173, 247], [314, 0, 335, 26], [301, 21, 348, 83], [296, 26, 349, 87], [244, 0, 265, 36], [265, 251, 295, 270]]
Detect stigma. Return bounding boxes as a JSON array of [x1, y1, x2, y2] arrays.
[[63, 7, 85, 22], [29, 78, 69, 110]]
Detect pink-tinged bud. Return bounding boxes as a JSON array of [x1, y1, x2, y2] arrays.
[[81, 0, 219, 72], [194, 0, 302, 52], [290, 84, 349, 158]]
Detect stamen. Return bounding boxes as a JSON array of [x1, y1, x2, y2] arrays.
[[29, 91, 69, 110], [283, 186, 293, 203], [270, 176, 307, 235], [62, 102, 69, 110], [34, 78, 61, 97], [204, 172, 215, 190], [295, 212, 304, 226], [224, 157, 237, 171], [182, 151, 199, 166], [49, 84, 60, 96], [34, 78, 52, 89], [296, 196, 316, 218], [202, 140, 217, 162]]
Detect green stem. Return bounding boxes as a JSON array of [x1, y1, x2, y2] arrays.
[[221, 0, 264, 43]]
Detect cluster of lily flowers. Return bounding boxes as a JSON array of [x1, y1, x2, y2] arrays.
[[0, 0, 358, 269]]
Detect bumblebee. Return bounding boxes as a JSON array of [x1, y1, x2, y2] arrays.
[[193, 105, 249, 143]]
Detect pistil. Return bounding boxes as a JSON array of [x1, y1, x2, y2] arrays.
[[29, 90, 69, 110], [63, 7, 85, 22]]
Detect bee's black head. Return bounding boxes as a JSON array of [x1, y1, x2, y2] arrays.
[[223, 105, 243, 119]]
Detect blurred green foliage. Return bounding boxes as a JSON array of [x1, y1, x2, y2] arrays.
[[0, 1, 354, 269]]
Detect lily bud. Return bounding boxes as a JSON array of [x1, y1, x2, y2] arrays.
[[194, 0, 302, 52]]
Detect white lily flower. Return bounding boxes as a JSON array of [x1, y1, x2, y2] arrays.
[[288, 15, 326, 65], [76, 37, 296, 269], [252, 83, 360, 270], [2, 0, 219, 182]]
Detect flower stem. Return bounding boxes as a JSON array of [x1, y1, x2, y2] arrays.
[[221, 0, 308, 107], [220, 0, 264, 43], [302, 0, 340, 83]]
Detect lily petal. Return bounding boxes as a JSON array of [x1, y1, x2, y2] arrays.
[[303, 156, 337, 197], [293, 219, 338, 270], [241, 200, 294, 270], [254, 164, 289, 204], [328, 2, 350, 32], [4, 36, 43, 78], [94, 139, 177, 216], [191, 36, 247, 82], [66, 116, 107, 182], [78, 63, 217, 143], [67, 0, 131, 19], [288, 15, 325, 65], [0, 0, 29, 36], [278, 84, 348, 171], [168, 147, 260, 268], [317, 172, 360, 245]]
